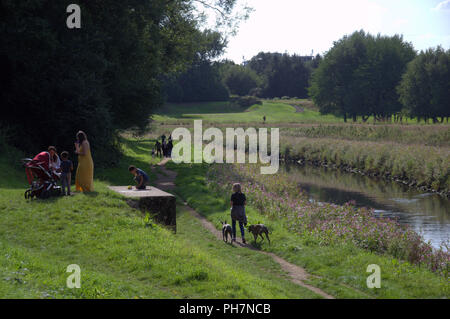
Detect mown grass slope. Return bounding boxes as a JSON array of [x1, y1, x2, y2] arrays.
[[153, 101, 340, 124], [0, 140, 319, 298]]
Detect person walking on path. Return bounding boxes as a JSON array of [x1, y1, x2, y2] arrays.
[[74, 131, 94, 192], [230, 183, 247, 243]]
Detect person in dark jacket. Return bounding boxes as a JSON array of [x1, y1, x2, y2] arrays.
[[230, 183, 247, 243], [128, 165, 149, 190]]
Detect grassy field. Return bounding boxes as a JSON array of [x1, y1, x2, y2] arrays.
[[153, 101, 341, 124], [0, 140, 322, 298], [1, 99, 449, 299], [153, 99, 443, 126]]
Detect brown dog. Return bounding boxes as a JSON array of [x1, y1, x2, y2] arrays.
[[248, 224, 270, 244], [221, 221, 233, 243]]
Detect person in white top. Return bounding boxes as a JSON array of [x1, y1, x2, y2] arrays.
[[49, 151, 61, 178]]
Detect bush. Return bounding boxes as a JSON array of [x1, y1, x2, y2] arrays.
[[230, 96, 263, 108]]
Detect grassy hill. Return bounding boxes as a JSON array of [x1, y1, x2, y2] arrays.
[[153, 100, 340, 124], [0, 140, 319, 298]]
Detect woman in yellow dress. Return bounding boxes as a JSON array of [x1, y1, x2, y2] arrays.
[[74, 131, 94, 192]]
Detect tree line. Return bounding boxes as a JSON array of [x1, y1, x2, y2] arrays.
[[164, 52, 321, 102], [309, 30, 449, 123], [166, 30, 449, 124]]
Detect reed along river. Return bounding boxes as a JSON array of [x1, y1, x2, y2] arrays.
[[282, 164, 450, 249]]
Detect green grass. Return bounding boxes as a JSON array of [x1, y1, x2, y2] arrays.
[[0, 139, 320, 298], [168, 162, 449, 299], [154, 100, 447, 125], [153, 101, 341, 124]]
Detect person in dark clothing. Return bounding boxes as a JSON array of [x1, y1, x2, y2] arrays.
[[60, 151, 73, 195], [162, 140, 167, 157], [230, 183, 247, 243], [167, 139, 173, 157], [155, 140, 162, 158], [129, 165, 149, 190]]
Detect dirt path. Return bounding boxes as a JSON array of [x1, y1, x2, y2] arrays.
[[153, 159, 334, 299], [289, 103, 304, 113]]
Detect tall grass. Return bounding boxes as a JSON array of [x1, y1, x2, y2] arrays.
[[206, 164, 449, 276], [283, 125, 450, 147], [281, 137, 450, 195]]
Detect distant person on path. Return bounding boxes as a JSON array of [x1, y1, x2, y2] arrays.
[[263, 115, 266, 123], [74, 131, 94, 192], [230, 183, 247, 244], [155, 140, 162, 158], [129, 165, 149, 190], [161, 134, 166, 144], [167, 139, 173, 157], [60, 151, 73, 196], [162, 140, 167, 157]]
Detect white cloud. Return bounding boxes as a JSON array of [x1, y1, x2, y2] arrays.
[[432, 0, 450, 11]]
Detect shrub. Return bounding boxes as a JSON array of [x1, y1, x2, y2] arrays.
[[230, 96, 263, 108]]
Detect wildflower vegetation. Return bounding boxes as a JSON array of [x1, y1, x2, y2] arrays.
[[168, 162, 449, 298], [208, 164, 449, 274]]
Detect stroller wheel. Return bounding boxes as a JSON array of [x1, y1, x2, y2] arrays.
[[24, 190, 31, 199], [40, 190, 50, 199]]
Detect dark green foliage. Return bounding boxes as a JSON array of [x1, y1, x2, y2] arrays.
[[0, 0, 240, 164], [309, 31, 416, 122], [398, 47, 450, 123], [229, 96, 262, 108], [222, 62, 261, 96], [247, 52, 316, 98], [163, 30, 230, 103], [164, 61, 230, 103]]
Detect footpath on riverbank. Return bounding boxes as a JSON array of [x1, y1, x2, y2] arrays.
[[153, 158, 334, 299]]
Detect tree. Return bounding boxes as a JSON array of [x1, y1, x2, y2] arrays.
[[309, 31, 415, 122], [163, 30, 230, 103], [397, 47, 450, 123], [247, 52, 311, 98], [0, 0, 245, 163], [222, 62, 261, 96]]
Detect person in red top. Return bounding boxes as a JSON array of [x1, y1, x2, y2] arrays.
[[26, 146, 57, 183]]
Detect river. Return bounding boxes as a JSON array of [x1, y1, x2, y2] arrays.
[[282, 164, 450, 249]]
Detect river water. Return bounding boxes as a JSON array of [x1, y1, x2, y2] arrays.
[[282, 164, 450, 249]]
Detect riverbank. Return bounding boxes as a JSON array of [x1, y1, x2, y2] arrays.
[[278, 163, 450, 249], [280, 136, 450, 196], [168, 161, 449, 298]]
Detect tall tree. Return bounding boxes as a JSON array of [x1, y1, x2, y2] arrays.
[[222, 62, 261, 96], [247, 52, 312, 98], [397, 47, 450, 123], [309, 31, 415, 122], [0, 0, 245, 162]]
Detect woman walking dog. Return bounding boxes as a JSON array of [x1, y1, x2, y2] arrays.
[[230, 183, 247, 244]]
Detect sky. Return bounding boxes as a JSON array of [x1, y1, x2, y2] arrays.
[[220, 0, 450, 63]]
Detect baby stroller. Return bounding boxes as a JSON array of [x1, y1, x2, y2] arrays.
[[22, 156, 61, 199]]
